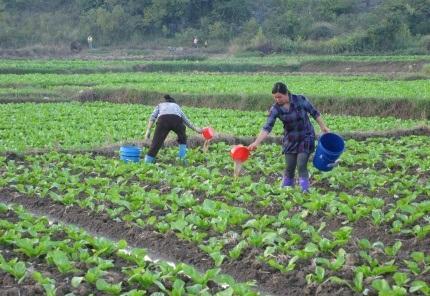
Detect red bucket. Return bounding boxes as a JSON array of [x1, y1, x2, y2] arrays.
[[202, 127, 214, 140], [230, 145, 250, 162]]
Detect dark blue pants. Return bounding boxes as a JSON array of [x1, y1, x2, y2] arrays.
[[284, 153, 310, 179]]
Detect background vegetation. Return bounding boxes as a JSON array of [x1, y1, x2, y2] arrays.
[[0, 0, 429, 54]]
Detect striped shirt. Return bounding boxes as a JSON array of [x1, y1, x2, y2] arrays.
[[150, 102, 197, 131], [263, 94, 320, 153]]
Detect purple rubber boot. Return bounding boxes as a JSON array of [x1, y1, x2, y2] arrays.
[[282, 177, 295, 188], [299, 177, 310, 193]]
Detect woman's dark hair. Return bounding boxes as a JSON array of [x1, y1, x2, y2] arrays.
[[272, 82, 289, 95], [164, 94, 176, 103]]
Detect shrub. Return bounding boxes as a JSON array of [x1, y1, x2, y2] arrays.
[[307, 22, 337, 40], [420, 35, 430, 52], [208, 21, 231, 41], [422, 64, 430, 76], [175, 28, 200, 47], [272, 38, 298, 53], [249, 27, 273, 54]]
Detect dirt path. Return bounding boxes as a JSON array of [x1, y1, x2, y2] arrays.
[[2, 125, 429, 159]]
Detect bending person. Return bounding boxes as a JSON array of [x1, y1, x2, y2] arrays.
[[248, 82, 330, 192], [144, 94, 202, 163]]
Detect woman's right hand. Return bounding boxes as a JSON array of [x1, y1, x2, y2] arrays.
[[248, 131, 268, 151], [248, 142, 258, 151]]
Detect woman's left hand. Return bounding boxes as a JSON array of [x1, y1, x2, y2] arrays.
[[321, 126, 330, 133], [145, 129, 151, 140]]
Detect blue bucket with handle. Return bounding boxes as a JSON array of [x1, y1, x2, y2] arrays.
[[120, 146, 141, 163], [313, 133, 345, 172]]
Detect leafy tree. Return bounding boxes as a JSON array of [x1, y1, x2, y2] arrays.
[[184, 0, 213, 27], [307, 22, 337, 40], [143, 0, 190, 35], [211, 0, 251, 28], [317, 0, 356, 21], [365, 0, 417, 50], [262, 10, 304, 39], [0, 0, 5, 21], [406, 0, 430, 35], [0, 0, 427, 52], [208, 21, 230, 41], [241, 18, 259, 40]]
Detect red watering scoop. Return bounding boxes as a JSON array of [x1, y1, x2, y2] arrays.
[[201, 127, 214, 153], [230, 145, 250, 177], [230, 145, 250, 162], [202, 127, 214, 140]]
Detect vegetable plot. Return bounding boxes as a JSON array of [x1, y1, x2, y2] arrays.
[[1, 135, 429, 295], [0, 203, 257, 295], [0, 72, 429, 101], [0, 102, 425, 152]]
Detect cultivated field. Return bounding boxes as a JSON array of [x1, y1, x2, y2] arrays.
[[0, 54, 429, 295]]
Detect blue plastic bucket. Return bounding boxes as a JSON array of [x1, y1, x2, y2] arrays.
[[120, 146, 141, 163], [313, 133, 345, 172]]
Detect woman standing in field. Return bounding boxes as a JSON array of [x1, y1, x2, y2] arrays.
[[144, 94, 202, 163], [248, 82, 330, 192]]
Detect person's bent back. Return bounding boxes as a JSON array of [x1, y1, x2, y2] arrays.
[[144, 95, 202, 164]]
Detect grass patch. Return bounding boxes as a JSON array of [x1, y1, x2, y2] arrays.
[[76, 88, 430, 120]]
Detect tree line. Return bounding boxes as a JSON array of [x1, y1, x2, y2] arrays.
[[0, 0, 429, 53]]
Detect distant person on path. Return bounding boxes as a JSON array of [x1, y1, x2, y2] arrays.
[[193, 36, 198, 48], [248, 82, 330, 192], [204, 40, 208, 48], [87, 35, 93, 49], [144, 94, 203, 164]]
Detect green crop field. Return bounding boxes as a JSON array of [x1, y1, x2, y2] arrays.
[[0, 56, 429, 295], [1, 136, 429, 295], [0, 102, 426, 152], [0, 72, 428, 101], [1, 55, 429, 74]]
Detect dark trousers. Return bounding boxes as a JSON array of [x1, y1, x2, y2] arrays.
[[147, 115, 186, 157], [285, 153, 310, 179]]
